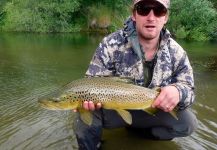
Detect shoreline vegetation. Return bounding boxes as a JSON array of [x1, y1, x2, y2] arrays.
[[0, 0, 217, 41]]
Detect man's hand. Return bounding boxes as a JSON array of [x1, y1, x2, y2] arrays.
[[152, 86, 180, 112], [73, 101, 102, 112]]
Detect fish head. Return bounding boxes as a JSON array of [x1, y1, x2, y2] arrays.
[[38, 91, 80, 110]]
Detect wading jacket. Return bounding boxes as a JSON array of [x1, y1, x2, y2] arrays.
[[85, 18, 195, 110]]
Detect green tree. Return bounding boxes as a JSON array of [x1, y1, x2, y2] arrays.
[[168, 0, 217, 41], [209, 0, 217, 9], [3, 0, 81, 32], [0, 0, 8, 10], [0, 0, 8, 26], [1, 0, 131, 32], [0, 0, 216, 41]]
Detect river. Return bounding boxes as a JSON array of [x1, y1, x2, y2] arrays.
[[0, 32, 216, 150]]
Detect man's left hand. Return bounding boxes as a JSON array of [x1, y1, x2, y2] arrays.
[[152, 86, 179, 112]]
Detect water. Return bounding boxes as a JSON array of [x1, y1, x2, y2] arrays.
[[0, 32, 216, 150]]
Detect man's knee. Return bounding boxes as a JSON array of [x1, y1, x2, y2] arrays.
[[73, 111, 103, 150], [173, 121, 197, 137], [151, 122, 197, 140], [152, 109, 198, 139], [177, 109, 198, 136], [170, 109, 198, 137], [74, 119, 103, 150]]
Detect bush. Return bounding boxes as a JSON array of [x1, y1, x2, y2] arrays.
[[2, 0, 81, 32], [0, 0, 216, 41], [87, 4, 112, 29], [1, 0, 131, 33], [174, 26, 189, 39], [168, 0, 217, 41], [0, 0, 7, 27], [209, 0, 217, 9], [79, 0, 131, 32]]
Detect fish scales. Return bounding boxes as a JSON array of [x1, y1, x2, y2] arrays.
[[38, 77, 177, 125], [65, 77, 158, 105]]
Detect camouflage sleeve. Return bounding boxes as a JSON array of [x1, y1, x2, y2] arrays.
[[171, 51, 195, 110], [85, 37, 115, 77]]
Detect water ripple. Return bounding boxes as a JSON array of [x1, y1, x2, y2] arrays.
[[175, 119, 217, 150], [0, 86, 78, 150]]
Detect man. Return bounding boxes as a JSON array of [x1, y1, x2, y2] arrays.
[[74, 0, 198, 149]]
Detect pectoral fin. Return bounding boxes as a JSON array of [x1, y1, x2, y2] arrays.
[[79, 109, 93, 126], [116, 109, 132, 125], [143, 107, 158, 116], [144, 108, 178, 120], [170, 110, 178, 120]]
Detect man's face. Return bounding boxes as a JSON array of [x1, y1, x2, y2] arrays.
[[132, 1, 168, 40]]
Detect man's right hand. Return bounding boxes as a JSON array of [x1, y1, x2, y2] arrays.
[[73, 101, 102, 112]]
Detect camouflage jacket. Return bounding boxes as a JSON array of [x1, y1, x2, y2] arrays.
[[86, 18, 195, 110]]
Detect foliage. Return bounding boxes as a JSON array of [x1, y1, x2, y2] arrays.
[[174, 26, 189, 39], [0, 0, 8, 10], [1, 0, 131, 32], [168, 0, 217, 41], [102, 0, 132, 31], [79, 0, 131, 31], [85, 3, 131, 32], [2, 0, 81, 32], [79, 0, 131, 11], [0, 0, 216, 41], [0, 0, 8, 27], [87, 4, 112, 29], [209, 0, 217, 9]]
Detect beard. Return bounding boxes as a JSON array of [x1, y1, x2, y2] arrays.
[[137, 29, 160, 41]]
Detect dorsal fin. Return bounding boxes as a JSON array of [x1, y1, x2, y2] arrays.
[[105, 77, 134, 84]]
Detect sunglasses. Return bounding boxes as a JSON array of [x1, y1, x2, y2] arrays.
[[134, 1, 167, 17]]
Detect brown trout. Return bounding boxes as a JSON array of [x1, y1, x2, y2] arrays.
[[38, 77, 177, 125]]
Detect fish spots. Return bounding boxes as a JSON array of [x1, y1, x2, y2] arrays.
[[60, 93, 80, 103], [60, 77, 158, 105], [39, 77, 161, 112]]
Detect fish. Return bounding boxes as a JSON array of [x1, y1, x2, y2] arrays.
[[38, 77, 177, 125]]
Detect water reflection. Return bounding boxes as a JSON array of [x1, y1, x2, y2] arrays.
[[0, 86, 78, 150], [0, 33, 217, 150], [208, 56, 217, 71], [192, 57, 217, 72]]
